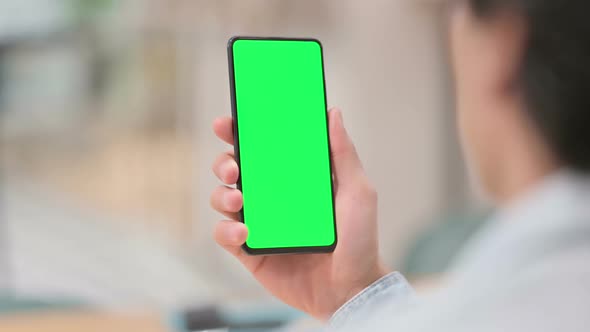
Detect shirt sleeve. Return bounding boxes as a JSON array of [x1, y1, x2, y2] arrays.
[[329, 272, 415, 330]]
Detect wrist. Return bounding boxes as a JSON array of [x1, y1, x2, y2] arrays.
[[347, 263, 390, 302], [327, 263, 391, 319]]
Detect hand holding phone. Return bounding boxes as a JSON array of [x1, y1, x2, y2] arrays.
[[212, 78, 387, 318]]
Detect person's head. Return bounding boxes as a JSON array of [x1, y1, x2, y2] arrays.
[[449, 0, 590, 203]]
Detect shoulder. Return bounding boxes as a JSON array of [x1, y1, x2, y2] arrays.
[[459, 245, 590, 332]]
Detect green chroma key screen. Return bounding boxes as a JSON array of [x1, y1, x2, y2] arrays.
[[229, 37, 336, 253]]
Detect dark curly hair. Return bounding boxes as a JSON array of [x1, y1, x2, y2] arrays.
[[469, 0, 590, 171]]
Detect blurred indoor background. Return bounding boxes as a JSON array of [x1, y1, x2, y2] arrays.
[[0, 0, 487, 330]]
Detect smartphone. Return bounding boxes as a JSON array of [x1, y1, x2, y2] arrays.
[[227, 36, 337, 255]]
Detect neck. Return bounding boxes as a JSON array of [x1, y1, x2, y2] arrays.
[[495, 132, 560, 205], [498, 158, 559, 205]]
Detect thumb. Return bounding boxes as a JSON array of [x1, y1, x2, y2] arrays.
[[329, 108, 364, 185]]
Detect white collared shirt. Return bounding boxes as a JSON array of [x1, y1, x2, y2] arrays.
[[331, 170, 590, 331]]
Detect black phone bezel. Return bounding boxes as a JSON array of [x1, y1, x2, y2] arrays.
[[226, 36, 337, 255]]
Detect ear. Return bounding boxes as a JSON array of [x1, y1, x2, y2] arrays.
[[473, 10, 528, 98]]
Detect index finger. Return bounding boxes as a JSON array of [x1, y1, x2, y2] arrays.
[[213, 116, 234, 145]]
